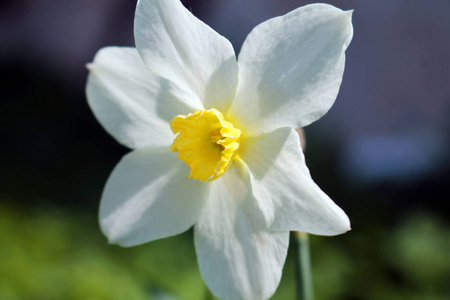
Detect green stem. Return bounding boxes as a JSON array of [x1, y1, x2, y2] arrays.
[[294, 231, 314, 300]]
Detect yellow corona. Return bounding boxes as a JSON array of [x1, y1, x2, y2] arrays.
[[170, 109, 241, 181]]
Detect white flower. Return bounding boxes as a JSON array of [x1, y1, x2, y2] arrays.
[[86, 1, 353, 299]]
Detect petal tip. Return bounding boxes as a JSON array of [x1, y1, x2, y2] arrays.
[[341, 216, 352, 234], [86, 63, 94, 71], [331, 209, 351, 235], [344, 10, 354, 29], [99, 216, 124, 246], [345, 9, 354, 20], [103, 230, 132, 247], [344, 221, 352, 232], [340, 9, 354, 28]]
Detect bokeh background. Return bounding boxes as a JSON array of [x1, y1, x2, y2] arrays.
[[1, 0, 450, 299]]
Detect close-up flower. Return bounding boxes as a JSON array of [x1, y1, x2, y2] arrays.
[[86, 0, 353, 299]]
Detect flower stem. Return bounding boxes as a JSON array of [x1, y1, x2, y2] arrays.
[[294, 231, 314, 300]]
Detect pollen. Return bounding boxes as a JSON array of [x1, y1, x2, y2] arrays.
[[170, 109, 241, 181]]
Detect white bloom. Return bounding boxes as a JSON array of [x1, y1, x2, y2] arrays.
[[86, 1, 353, 299]]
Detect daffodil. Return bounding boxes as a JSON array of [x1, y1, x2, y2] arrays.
[[86, 0, 353, 299]]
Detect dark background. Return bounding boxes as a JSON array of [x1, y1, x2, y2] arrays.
[[1, 1, 449, 299]]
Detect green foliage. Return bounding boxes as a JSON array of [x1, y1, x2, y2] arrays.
[[0, 204, 204, 300], [1, 203, 449, 300]]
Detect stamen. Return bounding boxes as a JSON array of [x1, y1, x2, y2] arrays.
[[170, 109, 241, 181]]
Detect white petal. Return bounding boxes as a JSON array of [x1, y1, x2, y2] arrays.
[[240, 128, 350, 235], [100, 146, 210, 247], [87, 47, 201, 149], [194, 162, 289, 300], [229, 4, 353, 134], [135, 0, 238, 113]]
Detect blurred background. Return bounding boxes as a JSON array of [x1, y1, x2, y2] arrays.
[[1, 0, 450, 299]]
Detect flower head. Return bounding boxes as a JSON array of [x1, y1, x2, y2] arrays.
[[86, 1, 353, 299]]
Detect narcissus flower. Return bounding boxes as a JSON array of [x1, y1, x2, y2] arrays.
[[86, 0, 353, 299]]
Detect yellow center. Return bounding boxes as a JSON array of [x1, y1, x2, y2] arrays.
[[170, 109, 241, 181]]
